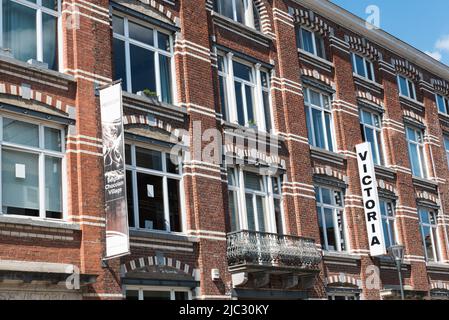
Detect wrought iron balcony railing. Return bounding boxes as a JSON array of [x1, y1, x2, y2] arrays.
[[227, 230, 322, 270]]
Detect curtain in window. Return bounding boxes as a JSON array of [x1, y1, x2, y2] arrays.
[[42, 13, 58, 70], [159, 55, 172, 104]]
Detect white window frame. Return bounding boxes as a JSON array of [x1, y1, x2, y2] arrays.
[[219, 52, 272, 131], [406, 126, 427, 179], [351, 52, 375, 82], [359, 108, 385, 166], [124, 285, 192, 300], [304, 87, 336, 152], [397, 75, 417, 100], [215, 0, 258, 30], [112, 13, 176, 104], [297, 26, 326, 59], [328, 292, 360, 300], [125, 143, 185, 233], [227, 166, 285, 234], [436, 93, 449, 114], [379, 199, 397, 248], [0, 113, 66, 220], [315, 185, 348, 253], [419, 208, 441, 263], [0, 0, 62, 71]]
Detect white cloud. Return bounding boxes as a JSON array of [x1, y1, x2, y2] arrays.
[[435, 35, 449, 52], [425, 50, 442, 61]]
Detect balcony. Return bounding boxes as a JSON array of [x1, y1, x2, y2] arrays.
[[227, 230, 322, 272]]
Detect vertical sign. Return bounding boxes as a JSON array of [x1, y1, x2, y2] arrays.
[[99, 83, 130, 259], [356, 142, 386, 256]]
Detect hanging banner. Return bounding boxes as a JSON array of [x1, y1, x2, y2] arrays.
[[99, 82, 130, 259], [356, 142, 386, 257]]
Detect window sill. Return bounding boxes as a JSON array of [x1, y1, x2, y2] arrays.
[[412, 176, 439, 193], [310, 146, 346, 166], [374, 165, 396, 180], [322, 250, 361, 261], [0, 52, 75, 88], [352, 73, 384, 94], [129, 228, 199, 243], [221, 120, 285, 143], [0, 214, 80, 231], [211, 12, 272, 47], [426, 261, 449, 270], [298, 49, 334, 72], [399, 95, 425, 112]]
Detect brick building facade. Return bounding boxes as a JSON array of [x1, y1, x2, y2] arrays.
[[0, 0, 449, 300]]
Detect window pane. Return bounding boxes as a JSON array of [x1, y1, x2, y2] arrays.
[[3, 118, 39, 147], [235, 0, 245, 23], [274, 198, 283, 234], [165, 153, 179, 174], [135, 147, 162, 171], [262, 91, 271, 131], [130, 45, 156, 94], [315, 34, 325, 59], [157, 32, 171, 51], [408, 81, 415, 100], [3, 1, 37, 64], [300, 28, 314, 54], [256, 195, 267, 232], [217, 0, 233, 19], [129, 22, 154, 46], [336, 210, 346, 251], [324, 208, 336, 251], [437, 94, 447, 113], [219, 76, 228, 120], [125, 144, 131, 165], [324, 113, 334, 151], [398, 76, 408, 96], [2, 149, 39, 217], [159, 54, 172, 104], [305, 107, 313, 144], [364, 127, 379, 165], [354, 54, 366, 77], [406, 127, 416, 142], [312, 108, 325, 148], [42, 0, 57, 10], [168, 179, 181, 232], [382, 218, 392, 248], [112, 15, 124, 35], [235, 82, 245, 125], [309, 89, 321, 106], [317, 207, 325, 247], [233, 61, 252, 82], [113, 38, 127, 90], [244, 172, 262, 191], [174, 292, 189, 300], [137, 173, 165, 230], [245, 194, 256, 231], [126, 170, 135, 228], [408, 143, 422, 177], [321, 187, 332, 205], [245, 85, 255, 124], [361, 110, 373, 125], [45, 156, 62, 219], [126, 290, 139, 300], [422, 226, 435, 261], [142, 291, 171, 300], [42, 13, 58, 70], [228, 190, 239, 231], [366, 60, 374, 81], [44, 127, 62, 151]]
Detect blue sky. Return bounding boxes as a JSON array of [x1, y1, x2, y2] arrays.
[[331, 0, 449, 66]]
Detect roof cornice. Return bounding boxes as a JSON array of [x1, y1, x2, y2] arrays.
[[294, 0, 449, 81]]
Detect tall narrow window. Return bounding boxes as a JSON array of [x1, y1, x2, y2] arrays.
[[315, 185, 347, 252], [419, 208, 441, 262], [380, 199, 397, 249], [304, 87, 335, 151], [112, 15, 174, 104], [214, 0, 261, 31], [406, 126, 427, 178], [1, 116, 64, 219], [351, 53, 375, 82], [125, 144, 183, 232], [436, 93, 449, 114], [297, 27, 326, 59], [444, 136, 449, 169], [359, 109, 384, 165], [1, 0, 60, 70], [218, 54, 272, 131], [397, 75, 416, 100], [227, 167, 283, 234]]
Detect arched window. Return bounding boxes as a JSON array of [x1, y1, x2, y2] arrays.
[[214, 0, 261, 31]]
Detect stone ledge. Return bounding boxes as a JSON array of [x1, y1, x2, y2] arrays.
[[0, 215, 80, 231]]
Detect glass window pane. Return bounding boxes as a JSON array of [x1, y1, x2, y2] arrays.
[[157, 32, 171, 51], [235, 0, 244, 23], [137, 173, 165, 230], [112, 15, 124, 35], [366, 60, 374, 81], [45, 156, 62, 219], [219, 76, 228, 121], [274, 198, 283, 234], [312, 108, 325, 148], [321, 187, 332, 205], [398, 76, 408, 96], [130, 45, 156, 94], [2, 149, 39, 217], [317, 207, 325, 246], [406, 127, 416, 141], [159, 54, 172, 104], [244, 172, 262, 191], [3, 1, 37, 64], [309, 89, 321, 106], [42, 13, 58, 70], [245, 85, 255, 125], [126, 170, 135, 228], [437, 94, 447, 113], [166, 153, 179, 174], [129, 21, 154, 46], [3, 118, 39, 147], [174, 292, 189, 300], [135, 147, 162, 171], [382, 218, 392, 249], [228, 190, 239, 231], [422, 226, 434, 261], [234, 82, 245, 125], [168, 179, 181, 232], [233, 61, 252, 82], [315, 34, 325, 58], [324, 113, 334, 151], [354, 54, 366, 78], [245, 194, 256, 231], [44, 127, 62, 151], [324, 208, 336, 251], [256, 195, 267, 232], [42, 0, 57, 10], [408, 143, 422, 177], [362, 110, 373, 125], [305, 107, 313, 144], [125, 290, 139, 300], [217, 0, 233, 19], [300, 28, 314, 54], [113, 38, 127, 90], [125, 144, 131, 165], [408, 81, 415, 100], [365, 127, 379, 165], [142, 291, 171, 300]]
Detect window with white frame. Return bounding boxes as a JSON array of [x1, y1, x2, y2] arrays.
[[406, 126, 427, 178], [444, 136, 449, 169], [213, 0, 261, 31], [315, 185, 347, 252], [419, 208, 441, 262], [380, 199, 397, 249], [125, 286, 191, 300], [359, 109, 384, 166], [397, 75, 416, 100], [304, 87, 335, 151], [218, 53, 273, 131], [296, 27, 326, 59], [328, 292, 360, 300], [436, 93, 449, 114], [112, 14, 174, 104], [351, 53, 375, 82], [125, 144, 183, 232], [1, 0, 60, 70], [227, 167, 284, 234], [1, 116, 65, 219]]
